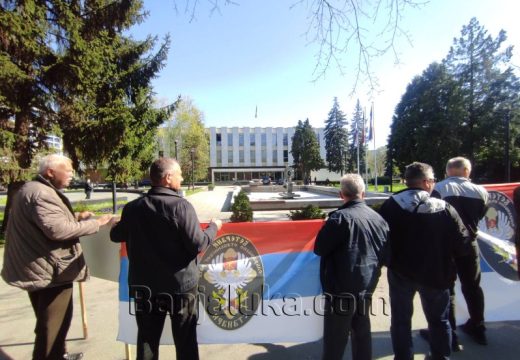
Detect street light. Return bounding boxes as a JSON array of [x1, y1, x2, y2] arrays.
[[174, 140, 178, 160], [190, 147, 195, 190]]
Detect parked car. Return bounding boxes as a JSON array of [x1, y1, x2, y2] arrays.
[[276, 178, 284, 185], [68, 180, 86, 190], [261, 177, 271, 185], [249, 179, 262, 186]]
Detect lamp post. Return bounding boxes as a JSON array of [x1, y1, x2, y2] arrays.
[[190, 147, 195, 190], [174, 140, 178, 160]]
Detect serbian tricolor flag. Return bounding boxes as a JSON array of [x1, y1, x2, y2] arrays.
[[115, 220, 325, 344]]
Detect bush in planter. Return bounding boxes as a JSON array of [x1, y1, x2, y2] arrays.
[[288, 205, 326, 220], [230, 190, 253, 222], [208, 183, 215, 191]]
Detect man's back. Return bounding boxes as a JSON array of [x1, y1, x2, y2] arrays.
[[111, 187, 217, 294], [380, 188, 469, 289], [433, 176, 488, 238]]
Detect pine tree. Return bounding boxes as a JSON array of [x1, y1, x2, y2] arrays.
[[291, 119, 325, 180], [324, 97, 348, 174], [347, 100, 367, 173], [443, 17, 520, 180]]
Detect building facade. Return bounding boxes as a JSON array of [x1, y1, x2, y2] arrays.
[[208, 127, 325, 183]]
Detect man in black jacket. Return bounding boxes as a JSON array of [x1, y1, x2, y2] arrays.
[[314, 174, 389, 360], [111, 158, 222, 360], [432, 157, 489, 346], [379, 162, 470, 360]]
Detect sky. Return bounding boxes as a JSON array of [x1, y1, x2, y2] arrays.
[[130, 0, 520, 148]]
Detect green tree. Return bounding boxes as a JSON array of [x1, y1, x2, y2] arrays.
[[291, 119, 324, 180], [444, 17, 520, 181], [347, 100, 367, 173], [159, 97, 210, 183], [387, 62, 465, 178], [324, 97, 348, 174]]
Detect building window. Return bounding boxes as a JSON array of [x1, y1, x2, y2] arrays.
[[216, 150, 222, 165], [228, 151, 233, 163], [283, 150, 288, 162], [250, 150, 256, 163], [250, 133, 255, 146], [239, 150, 244, 163], [272, 150, 277, 163], [216, 133, 222, 146], [261, 133, 266, 146], [239, 133, 244, 146], [227, 133, 233, 146], [283, 133, 288, 146], [261, 150, 267, 163], [272, 133, 277, 146]]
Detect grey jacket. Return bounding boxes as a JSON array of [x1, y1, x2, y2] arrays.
[[1, 176, 100, 291]]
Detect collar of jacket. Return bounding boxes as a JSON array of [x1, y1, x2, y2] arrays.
[[338, 198, 364, 210], [35, 174, 76, 216], [147, 186, 182, 197]]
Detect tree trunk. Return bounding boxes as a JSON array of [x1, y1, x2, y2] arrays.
[[1, 181, 25, 235]]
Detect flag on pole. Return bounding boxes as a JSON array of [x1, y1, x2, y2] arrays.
[[360, 111, 365, 147], [255, 105, 258, 118], [368, 103, 374, 142]]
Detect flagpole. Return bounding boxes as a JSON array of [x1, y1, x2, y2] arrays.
[[357, 111, 361, 175], [373, 103, 378, 191], [363, 109, 368, 188]]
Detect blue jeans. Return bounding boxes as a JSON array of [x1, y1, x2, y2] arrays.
[[388, 270, 451, 360]]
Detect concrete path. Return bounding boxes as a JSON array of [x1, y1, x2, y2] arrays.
[[1, 187, 519, 359]]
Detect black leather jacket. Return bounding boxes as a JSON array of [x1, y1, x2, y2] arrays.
[[380, 188, 471, 289], [110, 187, 218, 295], [314, 199, 389, 298]]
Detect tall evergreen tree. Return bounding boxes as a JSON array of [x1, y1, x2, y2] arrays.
[[387, 62, 465, 178], [444, 17, 520, 180], [347, 100, 367, 173], [291, 119, 324, 180], [0, 1, 172, 231], [324, 97, 348, 174]]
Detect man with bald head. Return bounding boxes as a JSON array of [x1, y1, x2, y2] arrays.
[[111, 157, 222, 360], [430, 157, 489, 346], [2, 154, 113, 360]]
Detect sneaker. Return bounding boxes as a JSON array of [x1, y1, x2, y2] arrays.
[[451, 335, 463, 352], [419, 328, 462, 352], [460, 321, 488, 345], [63, 353, 84, 360]]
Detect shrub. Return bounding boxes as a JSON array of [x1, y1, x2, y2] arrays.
[[288, 205, 326, 220], [230, 190, 253, 222], [208, 183, 215, 191]]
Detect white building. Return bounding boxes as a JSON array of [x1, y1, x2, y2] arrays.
[[208, 127, 326, 183], [45, 135, 63, 155]]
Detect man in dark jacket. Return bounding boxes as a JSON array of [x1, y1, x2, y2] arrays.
[[314, 174, 389, 360], [379, 162, 470, 360], [110, 157, 222, 360], [432, 157, 489, 346]]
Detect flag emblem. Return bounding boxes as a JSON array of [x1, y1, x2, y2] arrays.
[[199, 233, 265, 330]]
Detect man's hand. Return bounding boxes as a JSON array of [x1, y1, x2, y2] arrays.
[[77, 211, 95, 221], [96, 214, 114, 227], [210, 218, 223, 231]]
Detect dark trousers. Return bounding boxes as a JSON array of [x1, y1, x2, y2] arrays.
[[388, 270, 451, 360], [322, 293, 372, 360], [135, 287, 199, 360], [449, 241, 485, 327], [28, 283, 74, 360]]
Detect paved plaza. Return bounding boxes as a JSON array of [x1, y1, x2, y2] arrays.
[[1, 187, 519, 359]]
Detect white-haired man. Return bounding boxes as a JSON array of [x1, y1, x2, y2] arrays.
[[2, 154, 113, 360], [314, 174, 389, 360]]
